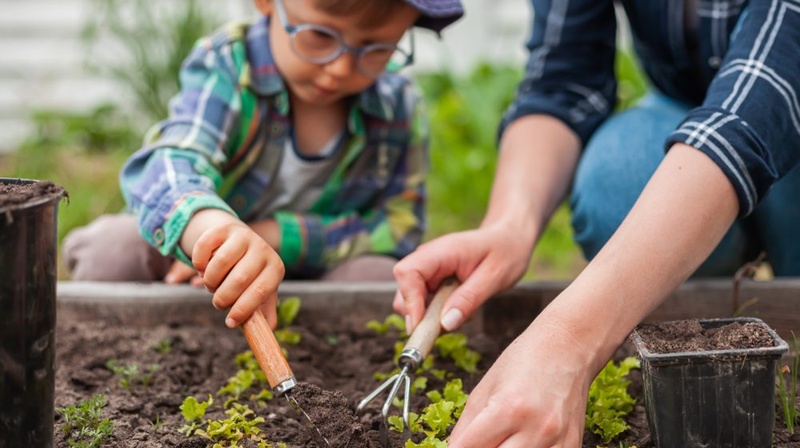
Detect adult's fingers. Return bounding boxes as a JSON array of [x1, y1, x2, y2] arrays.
[[448, 398, 516, 448], [439, 261, 507, 331], [393, 266, 429, 333]]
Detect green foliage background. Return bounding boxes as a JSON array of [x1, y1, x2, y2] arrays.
[[0, 2, 648, 280]]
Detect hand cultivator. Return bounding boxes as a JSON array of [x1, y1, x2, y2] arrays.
[[357, 278, 460, 447]]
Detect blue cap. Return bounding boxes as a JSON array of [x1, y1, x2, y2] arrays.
[[405, 0, 464, 33]]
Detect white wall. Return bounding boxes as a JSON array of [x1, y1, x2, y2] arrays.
[[0, 0, 532, 153]]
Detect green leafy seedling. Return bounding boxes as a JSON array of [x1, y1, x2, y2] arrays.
[[275, 296, 302, 346], [179, 395, 213, 437], [152, 339, 172, 355], [106, 359, 159, 389], [366, 313, 406, 336], [585, 357, 640, 443], [434, 333, 482, 373], [58, 394, 114, 448]]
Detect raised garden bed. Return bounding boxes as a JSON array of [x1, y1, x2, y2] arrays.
[[54, 280, 800, 447]]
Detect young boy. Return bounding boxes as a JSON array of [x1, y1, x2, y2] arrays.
[[63, 0, 463, 328]]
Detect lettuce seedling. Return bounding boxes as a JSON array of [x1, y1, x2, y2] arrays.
[[275, 297, 302, 346], [434, 333, 481, 373], [366, 313, 407, 336], [585, 357, 640, 443]]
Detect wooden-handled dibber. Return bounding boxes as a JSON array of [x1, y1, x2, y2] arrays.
[[241, 309, 330, 447], [356, 277, 460, 448], [241, 309, 295, 393]]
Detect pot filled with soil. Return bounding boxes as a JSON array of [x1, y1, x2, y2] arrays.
[[631, 317, 790, 448], [1, 178, 67, 447]]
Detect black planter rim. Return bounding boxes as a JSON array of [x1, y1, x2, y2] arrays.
[[0, 177, 66, 214], [631, 317, 789, 363]]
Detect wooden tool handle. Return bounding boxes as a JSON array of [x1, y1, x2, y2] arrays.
[[241, 308, 294, 390], [404, 277, 460, 359]]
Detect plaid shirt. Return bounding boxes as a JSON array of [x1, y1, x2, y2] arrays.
[[504, 0, 800, 217], [121, 18, 429, 277]]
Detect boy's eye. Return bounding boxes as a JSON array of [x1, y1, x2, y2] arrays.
[[296, 28, 337, 51]]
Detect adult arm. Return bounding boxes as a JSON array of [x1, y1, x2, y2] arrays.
[[448, 143, 738, 447], [394, 115, 580, 331], [667, 0, 800, 216], [394, 0, 616, 331]]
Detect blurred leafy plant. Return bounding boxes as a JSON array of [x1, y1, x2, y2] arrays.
[[82, 0, 219, 123]]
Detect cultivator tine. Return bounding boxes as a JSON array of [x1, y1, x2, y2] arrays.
[[357, 278, 461, 448], [402, 372, 412, 440], [357, 365, 412, 448]]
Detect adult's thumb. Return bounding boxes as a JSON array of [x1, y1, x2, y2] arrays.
[[439, 280, 488, 332]]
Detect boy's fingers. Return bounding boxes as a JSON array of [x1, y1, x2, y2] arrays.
[[164, 260, 196, 284], [202, 236, 248, 292], [211, 249, 262, 311], [259, 290, 279, 330], [226, 265, 283, 328]]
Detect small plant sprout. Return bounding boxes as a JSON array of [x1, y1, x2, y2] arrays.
[[58, 394, 114, 448], [776, 332, 799, 434], [434, 333, 482, 373], [106, 359, 159, 390], [179, 395, 214, 437], [275, 296, 302, 345], [152, 338, 172, 355], [585, 357, 640, 444], [194, 402, 266, 446], [366, 313, 407, 336], [388, 378, 469, 447]]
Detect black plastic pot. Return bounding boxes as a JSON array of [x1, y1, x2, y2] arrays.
[[631, 317, 789, 448], [0, 178, 66, 448]]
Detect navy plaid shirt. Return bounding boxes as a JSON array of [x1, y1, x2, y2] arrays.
[[503, 0, 800, 216]]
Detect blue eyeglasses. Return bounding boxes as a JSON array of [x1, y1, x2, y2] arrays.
[[274, 0, 415, 78]]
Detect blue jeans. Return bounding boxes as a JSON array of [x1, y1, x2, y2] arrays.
[[570, 92, 800, 277]]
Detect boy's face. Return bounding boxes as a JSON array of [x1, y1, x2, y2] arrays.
[[255, 0, 419, 107]]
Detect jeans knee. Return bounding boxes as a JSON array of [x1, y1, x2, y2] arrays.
[[570, 192, 622, 260]]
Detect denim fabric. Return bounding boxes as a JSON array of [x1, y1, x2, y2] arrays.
[[571, 92, 800, 276]]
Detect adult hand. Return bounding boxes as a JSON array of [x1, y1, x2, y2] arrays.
[[164, 259, 204, 287], [183, 209, 285, 329], [393, 222, 534, 333], [448, 319, 593, 448]]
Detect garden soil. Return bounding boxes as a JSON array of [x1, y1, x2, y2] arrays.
[[55, 312, 800, 447]]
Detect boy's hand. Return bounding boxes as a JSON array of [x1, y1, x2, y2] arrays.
[[181, 209, 285, 329], [164, 260, 204, 287]]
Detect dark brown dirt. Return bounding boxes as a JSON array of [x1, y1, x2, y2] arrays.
[[0, 179, 67, 209], [635, 319, 775, 353], [54, 313, 800, 447]]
